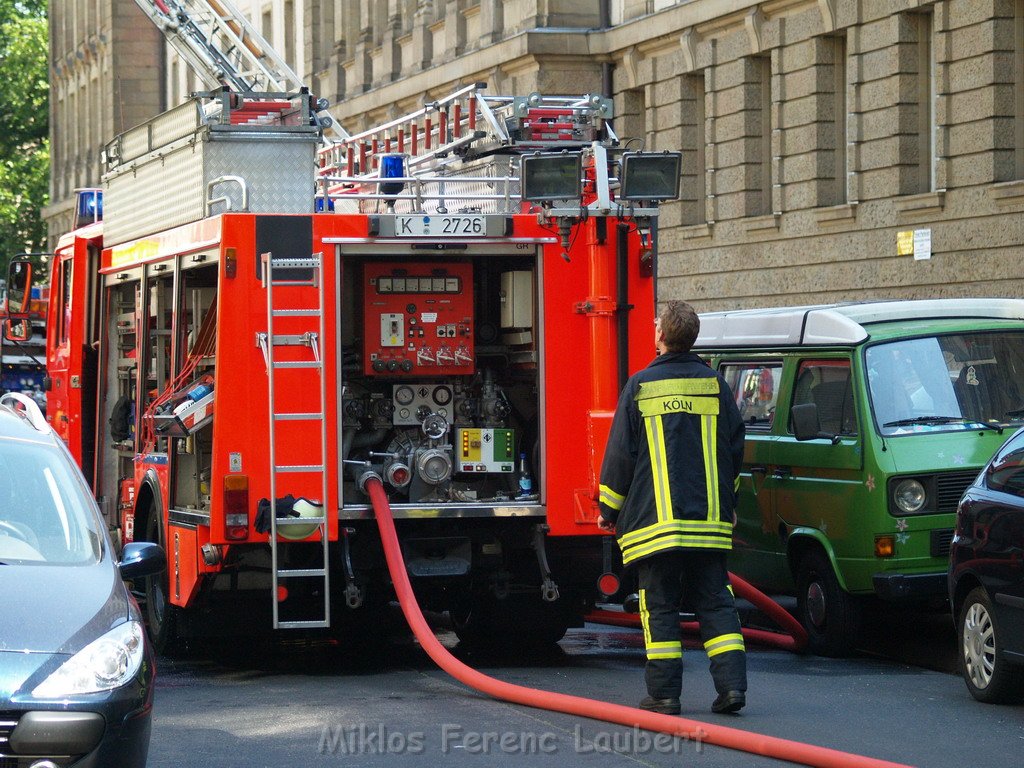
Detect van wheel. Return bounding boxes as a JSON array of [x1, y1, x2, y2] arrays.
[[958, 587, 1024, 703], [143, 508, 187, 657], [796, 550, 860, 657]]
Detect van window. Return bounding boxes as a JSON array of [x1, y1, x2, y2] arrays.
[[866, 332, 1024, 435], [720, 363, 781, 430], [791, 361, 856, 436]]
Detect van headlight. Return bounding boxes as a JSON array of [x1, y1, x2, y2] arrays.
[[32, 621, 146, 698], [893, 478, 927, 514]]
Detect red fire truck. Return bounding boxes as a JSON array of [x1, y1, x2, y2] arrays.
[[7, 85, 680, 652]]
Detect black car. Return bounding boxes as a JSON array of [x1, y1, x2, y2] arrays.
[[949, 425, 1024, 703], [0, 393, 165, 766]]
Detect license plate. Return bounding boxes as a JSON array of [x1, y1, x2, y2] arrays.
[[394, 214, 486, 237]]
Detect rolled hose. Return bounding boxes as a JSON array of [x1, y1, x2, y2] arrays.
[[364, 475, 912, 768], [587, 573, 809, 654]]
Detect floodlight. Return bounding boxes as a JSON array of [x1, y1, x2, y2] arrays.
[[521, 152, 583, 203], [619, 152, 682, 202]]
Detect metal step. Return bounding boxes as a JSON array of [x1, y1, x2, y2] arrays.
[[276, 568, 327, 578], [273, 412, 324, 421], [275, 516, 327, 526], [272, 361, 322, 369], [273, 464, 325, 473], [277, 619, 330, 629], [272, 309, 321, 317], [270, 257, 320, 269]]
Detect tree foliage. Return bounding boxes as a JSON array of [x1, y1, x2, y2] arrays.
[[0, 0, 48, 280]]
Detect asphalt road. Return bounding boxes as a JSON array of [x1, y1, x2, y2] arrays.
[[147, 612, 1021, 768]]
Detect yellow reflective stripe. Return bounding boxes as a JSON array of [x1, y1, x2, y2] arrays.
[[643, 638, 684, 663], [704, 633, 745, 657], [726, 584, 735, 597], [734, 475, 741, 493], [599, 484, 625, 511], [638, 378, 720, 398], [639, 589, 652, 647], [619, 519, 734, 547], [646, 640, 683, 659], [638, 394, 719, 417], [703, 414, 720, 522], [645, 416, 673, 522], [621, 534, 732, 564]]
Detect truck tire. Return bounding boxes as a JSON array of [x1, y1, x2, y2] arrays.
[[143, 507, 187, 657], [958, 586, 1024, 703], [450, 594, 570, 648], [796, 549, 860, 657]]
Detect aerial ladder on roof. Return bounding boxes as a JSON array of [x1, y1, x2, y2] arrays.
[[131, 0, 347, 138], [315, 83, 621, 216]]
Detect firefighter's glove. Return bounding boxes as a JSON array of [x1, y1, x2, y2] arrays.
[[255, 494, 299, 533]]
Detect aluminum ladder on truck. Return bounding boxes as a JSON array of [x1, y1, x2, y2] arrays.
[[132, 0, 347, 139], [259, 252, 330, 630]]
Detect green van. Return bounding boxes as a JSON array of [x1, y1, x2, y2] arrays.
[[694, 299, 1024, 655]]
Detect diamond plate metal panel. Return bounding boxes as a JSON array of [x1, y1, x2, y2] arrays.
[[103, 134, 317, 246]]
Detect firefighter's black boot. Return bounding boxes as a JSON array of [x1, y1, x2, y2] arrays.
[[711, 690, 745, 714], [639, 696, 681, 715]]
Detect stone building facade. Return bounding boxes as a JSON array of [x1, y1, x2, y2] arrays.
[[47, 0, 1024, 307], [44, 0, 164, 240]]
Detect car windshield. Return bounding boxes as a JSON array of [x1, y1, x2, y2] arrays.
[[0, 439, 102, 565], [866, 331, 1024, 436]]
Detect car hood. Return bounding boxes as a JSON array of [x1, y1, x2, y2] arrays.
[[0, 561, 129, 654], [883, 428, 1009, 473]]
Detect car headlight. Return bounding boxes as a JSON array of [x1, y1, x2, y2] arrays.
[[32, 621, 146, 698], [894, 479, 927, 514]]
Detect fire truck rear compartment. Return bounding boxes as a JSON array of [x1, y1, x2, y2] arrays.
[[339, 251, 541, 511]]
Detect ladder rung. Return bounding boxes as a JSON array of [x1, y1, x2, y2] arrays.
[[273, 464, 325, 473], [273, 361, 322, 369], [276, 517, 326, 526], [270, 258, 320, 269], [276, 568, 327, 577], [277, 619, 330, 629], [272, 309, 322, 317], [274, 413, 324, 421]]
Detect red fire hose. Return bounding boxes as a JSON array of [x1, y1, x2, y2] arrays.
[[364, 475, 912, 768], [587, 572, 809, 654]]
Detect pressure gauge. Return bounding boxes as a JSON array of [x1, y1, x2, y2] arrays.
[[432, 385, 453, 406], [395, 385, 415, 406]]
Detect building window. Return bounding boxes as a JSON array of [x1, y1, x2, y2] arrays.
[[681, 72, 706, 225], [916, 11, 936, 192], [1015, 0, 1024, 179], [755, 55, 772, 216], [832, 33, 848, 205]]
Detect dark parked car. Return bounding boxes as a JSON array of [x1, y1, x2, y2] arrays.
[[0, 393, 165, 766], [949, 425, 1024, 703]]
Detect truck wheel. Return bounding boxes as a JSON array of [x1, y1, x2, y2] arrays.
[[143, 508, 186, 657], [450, 594, 570, 647], [796, 550, 860, 657], [958, 587, 1024, 703]]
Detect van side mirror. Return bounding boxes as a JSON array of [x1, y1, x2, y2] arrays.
[[792, 403, 841, 444]]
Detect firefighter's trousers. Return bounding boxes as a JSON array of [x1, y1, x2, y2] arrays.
[[636, 550, 747, 699]]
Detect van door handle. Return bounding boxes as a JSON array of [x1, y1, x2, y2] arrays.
[[771, 467, 791, 480], [749, 465, 767, 474]]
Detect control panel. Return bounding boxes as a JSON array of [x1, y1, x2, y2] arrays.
[[363, 262, 475, 376], [456, 428, 515, 473], [393, 383, 455, 426]]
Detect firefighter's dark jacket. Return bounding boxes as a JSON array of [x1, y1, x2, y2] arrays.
[[598, 351, 745, 565]]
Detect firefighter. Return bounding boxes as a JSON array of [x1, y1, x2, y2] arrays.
[[597, 300, 747, 715]]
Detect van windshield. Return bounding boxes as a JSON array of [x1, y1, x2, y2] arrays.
[[866, 331, 1024, 435]]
